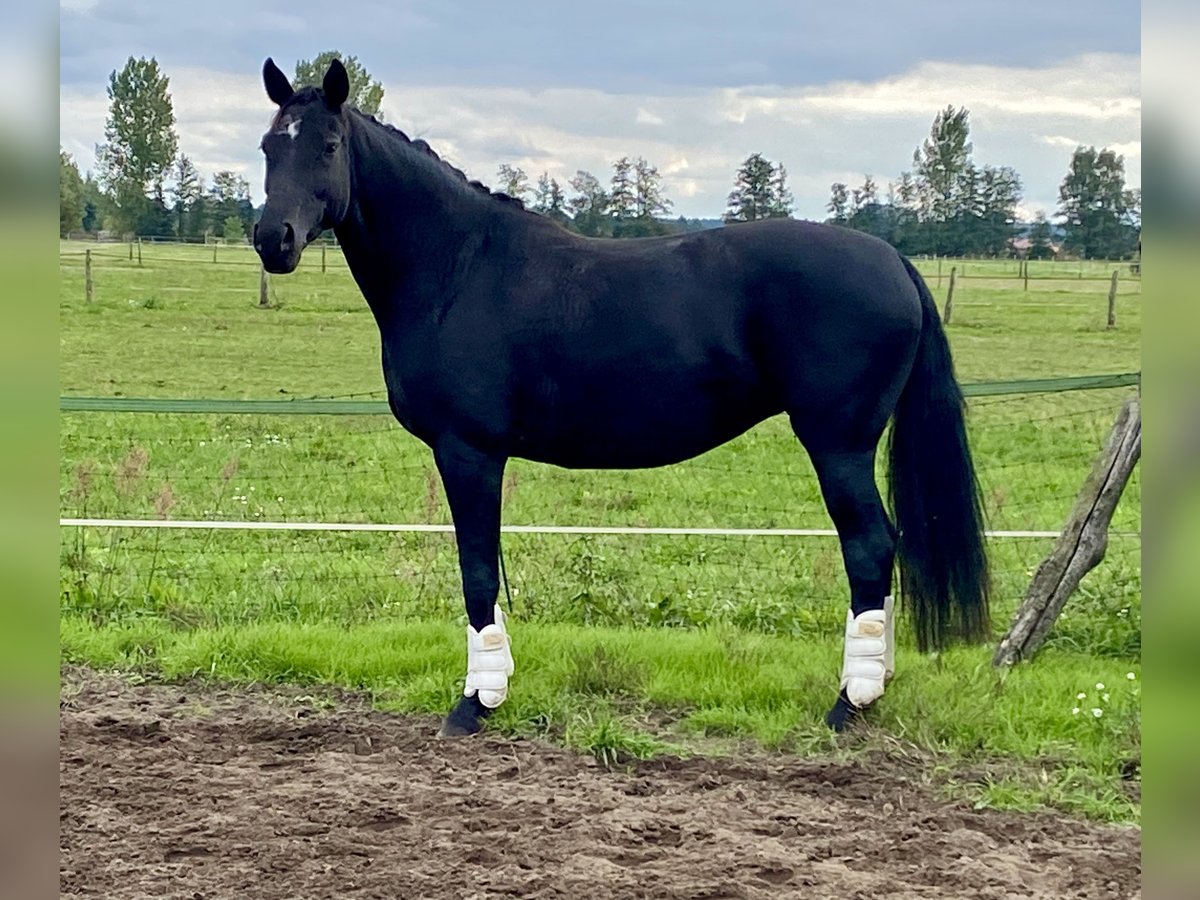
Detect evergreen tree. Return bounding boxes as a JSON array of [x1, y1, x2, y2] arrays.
[[608, 157, 637, 221], [768, 162, 793, 218], [826, 182, 850, 224], [725, 153, 778, 222]]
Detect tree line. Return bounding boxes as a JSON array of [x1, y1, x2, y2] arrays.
[[59, 52, 384, 242], [61, 54, 1139, 260], [825, 106, 1140, 260]]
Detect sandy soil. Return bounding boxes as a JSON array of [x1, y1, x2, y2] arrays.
[[60, 669, 1140, 899]]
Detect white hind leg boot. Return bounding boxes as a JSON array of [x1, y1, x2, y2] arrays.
[[840, 598, 893, 709], [884, 594, 895, 683], [464, 604, 514, 709]]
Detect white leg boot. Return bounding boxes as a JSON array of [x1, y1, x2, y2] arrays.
[[464, 603, 514, 709], [840, 601, 891, 709], [884, 594, 895, 683]]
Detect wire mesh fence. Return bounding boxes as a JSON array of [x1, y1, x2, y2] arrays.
[[59, 383, 1141, 659]]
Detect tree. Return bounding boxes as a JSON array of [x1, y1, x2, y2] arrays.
[[725, 153, 778, 223], [293, 51, 384, 118], [846, 174, 893, 242], [80, 174, 106, 233], [207, 170, 253, 238], [568, 170, 610, 236], [531, 172, 569, 224], [1027, 212, 1056, 260], [608, 157, 637, 221], [95, 57, 178, 235], [633, 157, 672, 219], [1057, 146, 1138, 259], [826, 182, 850, 224], [222, 215, 246, 243], [60, 150, 85, 236], [911, 105, 972, 253], [768, 163, 793, 218], [168, 154, 203, 239], [496, 164, 531, 203]]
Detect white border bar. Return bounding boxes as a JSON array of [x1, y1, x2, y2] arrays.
[[55, 517, 1102, 540]]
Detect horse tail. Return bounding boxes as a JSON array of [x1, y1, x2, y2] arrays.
[[888, 255, 990, 652]]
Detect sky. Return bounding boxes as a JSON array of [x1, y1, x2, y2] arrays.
[[59, 0, 1141, 221]]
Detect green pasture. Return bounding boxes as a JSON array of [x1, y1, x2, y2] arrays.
[[58, 239, 1141, 821]]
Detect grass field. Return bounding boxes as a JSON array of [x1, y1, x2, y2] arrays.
[[58, 239, 1141, 822]]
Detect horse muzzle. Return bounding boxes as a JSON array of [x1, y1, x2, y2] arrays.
[[254, 220, 304, 274]]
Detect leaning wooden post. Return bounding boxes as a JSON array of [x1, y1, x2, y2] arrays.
[[259, 266, 269, 308], [993, 396, 1141, 666], [85, 249, 93, 304], [942, 266, 957, 324], [1107, 270, 1119, 329]]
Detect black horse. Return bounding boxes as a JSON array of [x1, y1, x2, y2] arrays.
[[254, 58, 989, 736]]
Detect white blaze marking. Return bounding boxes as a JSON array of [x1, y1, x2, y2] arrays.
[[271, 117, 302, 139]]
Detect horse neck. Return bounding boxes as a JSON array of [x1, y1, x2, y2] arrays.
[[334, 117, 514, 316]]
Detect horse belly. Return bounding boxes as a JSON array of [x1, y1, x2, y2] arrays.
[[513, 367, 779, 469]]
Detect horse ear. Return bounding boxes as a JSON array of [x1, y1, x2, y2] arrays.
[[323, 58, 350, 110], [262, 58, 294, 106]]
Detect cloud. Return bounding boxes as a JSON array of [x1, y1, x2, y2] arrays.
[[60, 53, 1140, 219]]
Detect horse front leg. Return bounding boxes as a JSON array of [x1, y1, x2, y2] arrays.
[[432, 436, 512, 738]]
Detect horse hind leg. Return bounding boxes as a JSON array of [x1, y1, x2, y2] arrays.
[[802, 443, 897, 732]]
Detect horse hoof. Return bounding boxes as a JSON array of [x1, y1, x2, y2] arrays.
[[438, 695, 492, 738], [824, 690, 861, 733]]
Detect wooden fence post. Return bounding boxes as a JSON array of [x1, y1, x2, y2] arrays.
[[993, 396, 1141, 666], [1107, 270, 1119, 329], [936, 256, 942, 289], [128, 240, 133, 261], [1023, 259, 1029, 291], [942, 266, 957, 324], [212, 242, 218, 264], [322, 243, 327, 274], [259, 266, 269, 308], [137, 237, 143, 267], [85, 249, 93, 304]]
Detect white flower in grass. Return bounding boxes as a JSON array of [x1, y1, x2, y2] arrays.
[[277, 496, 284, 503], [1092, 708, 1103, 718], [1126, 672, 1136, 680], [1102, 693, 1110, 702], [1095, 682, 1105, 690], [1076, 692, 1087, 700], [199, 441, 206, 447], [1072, 707, 1081, 715]]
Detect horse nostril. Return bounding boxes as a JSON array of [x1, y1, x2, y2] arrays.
[[281, 223, 296, 250]]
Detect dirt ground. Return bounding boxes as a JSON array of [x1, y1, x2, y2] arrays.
[[60, 668, 1140, 899]]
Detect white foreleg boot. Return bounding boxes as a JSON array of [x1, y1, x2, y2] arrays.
[[464, 603, 514, 709], [840, 595, 895, 709]]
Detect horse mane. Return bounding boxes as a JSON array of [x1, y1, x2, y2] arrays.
[[274, 88, 526, 210], [354, 109, 527, 210]]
